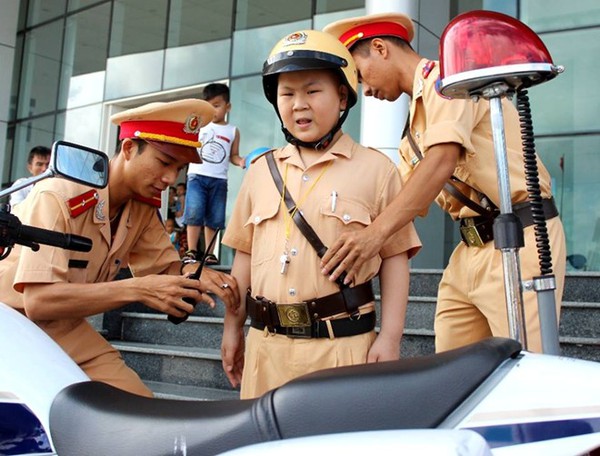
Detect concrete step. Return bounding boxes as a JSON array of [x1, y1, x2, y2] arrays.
[[111, 341, 236, 392], [146, 380, 239, 401]]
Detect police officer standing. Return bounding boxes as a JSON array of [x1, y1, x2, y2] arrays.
[[321, 13, 566, 353], [0, 99, 239, 397]]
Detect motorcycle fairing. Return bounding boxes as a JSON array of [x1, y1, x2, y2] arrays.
[[0, 402, 52, 455], [49, 337, 521, 455]]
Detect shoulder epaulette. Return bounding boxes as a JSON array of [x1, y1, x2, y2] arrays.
[[133, 194, 162, 207], [68, 189, 99, 217]]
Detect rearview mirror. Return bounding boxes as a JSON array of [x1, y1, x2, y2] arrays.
[[52, 140, 109, 189]]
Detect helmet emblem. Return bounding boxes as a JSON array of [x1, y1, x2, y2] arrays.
[[184, 114, 201, 134], [283, 31, 307, 46]]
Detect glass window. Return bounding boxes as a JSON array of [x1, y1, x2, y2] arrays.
[[105, 50, 164, 100], [26, 0, 66, 27], [9, 35, 23, 121], [164, 39, 231, 90], [528, 28, 600, 136], [316, 0, 363, 15], [537, 135, 600, 272], [167, 0, 234, 47], [521, 0, 600, 32], [68, 0, 108, 13], [11, 115, 56, 181], [17, 21, 63, 119], [313, 6, 364, 30], [231, 19, 311, 76], [56, 103, 103, 149], [58, 3, 110, 109], [235, 0, 312, 30], [109, 0, 168, 57]]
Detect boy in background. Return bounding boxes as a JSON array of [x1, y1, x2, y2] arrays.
[[221, 30, 421, 399], [183, 83, 245, 264]]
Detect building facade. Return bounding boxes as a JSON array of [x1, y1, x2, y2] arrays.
[[1, 0, 599, 271]]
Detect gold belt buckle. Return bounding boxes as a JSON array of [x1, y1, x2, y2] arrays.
[[277, 302, 311, 327], [460, 218, 485, 248]]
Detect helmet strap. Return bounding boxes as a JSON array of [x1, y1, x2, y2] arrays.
[[281, 109, 350, 151]]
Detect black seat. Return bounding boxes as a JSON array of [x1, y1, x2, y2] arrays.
[[49, 337, 521, 455]]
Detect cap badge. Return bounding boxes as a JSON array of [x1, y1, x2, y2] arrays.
[[183, 114, 201, 134], [283, 31, 307, 46]]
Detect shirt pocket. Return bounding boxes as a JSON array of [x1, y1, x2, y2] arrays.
[[244, 197, 281, 266], [319, 196, 372, 237]]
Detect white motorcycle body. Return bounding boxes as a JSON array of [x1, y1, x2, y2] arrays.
[[1, 300, 599, 456]]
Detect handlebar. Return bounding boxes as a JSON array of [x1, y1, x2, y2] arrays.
[[18, 224, 92, 252], [0, 208, 92, 254]]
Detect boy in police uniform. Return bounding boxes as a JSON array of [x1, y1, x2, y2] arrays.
[[321, 13, 566, 353], [221, 30, 421, 399], [0, 99, 239, 397]]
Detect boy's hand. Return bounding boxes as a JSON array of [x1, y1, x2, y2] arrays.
[[199, 268, 240, 313], [221, 324, 245, 388], [367, 333, 401, 363]]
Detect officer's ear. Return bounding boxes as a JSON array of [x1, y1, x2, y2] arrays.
[[121, 138, 137, 160], [371, 37, 388, 58]]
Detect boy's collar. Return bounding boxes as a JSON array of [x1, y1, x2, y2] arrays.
[[278, 133, 353, 160]]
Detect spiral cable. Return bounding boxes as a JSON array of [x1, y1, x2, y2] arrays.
[[517, 90, 553, 275]]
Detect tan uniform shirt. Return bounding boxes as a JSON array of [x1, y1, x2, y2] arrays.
[[399, 59, 554, 219], [0, 178, 179, 394], [223, 133, 421, 307]]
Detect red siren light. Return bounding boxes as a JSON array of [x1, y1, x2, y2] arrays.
[[439, 10, 563, 99]]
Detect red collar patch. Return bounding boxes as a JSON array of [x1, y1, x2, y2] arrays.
[[68, 190, 99, 217], [133, 194, 162, 207], [422, 60, 436, 79]]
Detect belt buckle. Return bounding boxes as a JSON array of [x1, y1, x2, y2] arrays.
[[277, 302, 311, 327], [460, 219, 485, 247]]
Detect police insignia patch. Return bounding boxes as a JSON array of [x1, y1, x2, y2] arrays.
[[183, 114, 201, 134], [283, 31, 307, 46]]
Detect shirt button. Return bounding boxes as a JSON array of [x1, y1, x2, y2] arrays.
[[302, 174, 309, 182], [343, 214, 351, 222], [290, 248, 298, 256], [288, 288, 296, 296], [254, 216, 261, 223]]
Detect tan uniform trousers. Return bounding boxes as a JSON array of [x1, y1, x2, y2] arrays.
[[38, 317, 152, 397], [435, 217, 566, 354], [240, 327, 377, 399]]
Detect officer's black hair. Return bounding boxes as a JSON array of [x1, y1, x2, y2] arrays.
[[27, 145, 51, 165], [114, 138, 148, 156], [351, 35, 413, 56], [201, 83, 230, 103]]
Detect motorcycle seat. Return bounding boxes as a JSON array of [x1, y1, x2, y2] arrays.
[[50, 337, 521, 455]]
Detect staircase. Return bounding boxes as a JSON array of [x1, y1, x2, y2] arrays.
[[103, 269, 600, 400]]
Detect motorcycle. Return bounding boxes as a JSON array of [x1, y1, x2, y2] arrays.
[[2, 11, 600, 456]]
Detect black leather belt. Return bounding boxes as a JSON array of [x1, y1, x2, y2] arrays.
[[460, 197, 559, 247], [246, 281, 374, 329], [250, 311, 376, 339]]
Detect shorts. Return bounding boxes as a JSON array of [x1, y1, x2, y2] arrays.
[[183, 174, 228, 229]]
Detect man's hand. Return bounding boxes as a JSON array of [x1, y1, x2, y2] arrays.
[[199, 268, 240, 313], [221, 324, 245, 388], [320, 225, 385, 284], [137, 274, 215, 318]]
